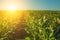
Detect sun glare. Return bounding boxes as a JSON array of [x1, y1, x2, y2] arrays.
[[6, 4, 17, 15], [7, 4, 17, 10]]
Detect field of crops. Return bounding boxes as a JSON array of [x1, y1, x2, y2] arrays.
[[0, 10, 60, 40]]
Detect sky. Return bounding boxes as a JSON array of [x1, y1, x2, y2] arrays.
[[0, 0, 60, 10]]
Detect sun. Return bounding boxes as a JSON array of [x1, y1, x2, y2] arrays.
[[8, 6, 15, 10], [7, 4, 17, 10], [7, 4, 17, 14]]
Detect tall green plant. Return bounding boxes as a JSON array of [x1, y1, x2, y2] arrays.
[[24, 11, 60, 40]]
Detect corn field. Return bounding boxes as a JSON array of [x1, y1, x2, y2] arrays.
[[0, 10, 60, 40]]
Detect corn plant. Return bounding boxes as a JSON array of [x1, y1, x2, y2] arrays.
[[24, 11, 60, 40]]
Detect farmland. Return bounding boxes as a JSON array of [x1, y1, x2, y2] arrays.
[[0, 10, 60, 40]]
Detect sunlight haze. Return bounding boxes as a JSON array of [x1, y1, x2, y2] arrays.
[[0, 0, 27, 10], [0, 0, 60, 10]]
